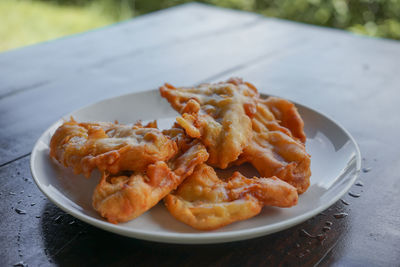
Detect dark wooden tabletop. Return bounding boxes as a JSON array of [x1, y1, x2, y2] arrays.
[[1, 3, 400, 266]]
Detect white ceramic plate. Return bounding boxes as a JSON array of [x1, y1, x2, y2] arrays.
[[30, 90, 361, 244]]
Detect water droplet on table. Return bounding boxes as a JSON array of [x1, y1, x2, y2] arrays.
[[54, 215, 63, 224], [341, 199, 350, 205], [362, 167, 371, 173], [349, 191, 361, 198], [322, 226, 331, 232], [13, 261, 27, 267], [355, 181, 364, 186], [300, 229, 325, 242], [15, 208, 26, 215], [300, 229, 314, 238], [334, 212, 348, 219]]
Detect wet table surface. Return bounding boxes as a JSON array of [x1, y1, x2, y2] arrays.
[[1, 3, 400, 266]]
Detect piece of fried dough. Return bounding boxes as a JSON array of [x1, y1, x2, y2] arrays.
[[237, 97, 311, 194], [49, 118, 177, 177], [160, 78, 258, 169], [165, 164, 298, 230], [264, 96, 306, 143], [92, 140, 209, 223]]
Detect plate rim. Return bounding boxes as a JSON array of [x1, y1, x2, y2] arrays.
[[30, 89, 361, 244]]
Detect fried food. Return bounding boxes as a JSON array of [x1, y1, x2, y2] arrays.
[[49, 77, 311, 228], [236, 97, 311, 194], [165, 164, 298, 230], [92, 137, 209, 223], [49, 118, 177, 177], [264, 97, 306, 143], [159, 78, 258, 169]]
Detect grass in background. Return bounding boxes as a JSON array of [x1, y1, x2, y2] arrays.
[[1, 0, 400, 53], [0, 0, 131, 52]]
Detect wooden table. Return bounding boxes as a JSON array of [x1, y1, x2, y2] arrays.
[[1, 3, 399, 266]]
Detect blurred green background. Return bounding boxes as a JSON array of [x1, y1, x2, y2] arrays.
[[2, 0, 400, 52]]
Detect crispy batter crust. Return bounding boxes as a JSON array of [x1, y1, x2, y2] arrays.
[[264, 97, 306, 143], [237, 98, 311, 194], [92, 141, 209, 224], [49, 119, 177, 177], [49, 78, 311, 227], [160, 78, 258, 169], [165, 164, 298, 230]]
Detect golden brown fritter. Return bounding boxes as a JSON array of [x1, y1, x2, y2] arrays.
[[264, 96, 306, 143], [165, 164, 298, 230], [49, 119, 177, 177], [92, 138, 209, 224], [237, 97, 311, 194], [159, 78, 258, 169]]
